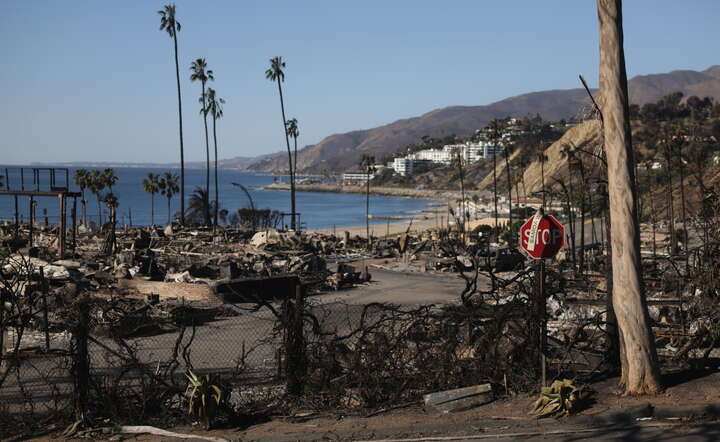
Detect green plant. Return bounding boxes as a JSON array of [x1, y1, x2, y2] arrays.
[[530, 379, 588, 418], [185, 370, 229, 429]]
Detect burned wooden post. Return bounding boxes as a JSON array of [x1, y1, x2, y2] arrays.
[[285, 283, 306, 396], [536, 259, 547, 387], [58, 193, 67, 258], [39, 266, 50, 351], [29, 196, 34, 248], [0, 292, 5, 372], [71, 196, 77, 251], [72, 296, 91, 423], [13, 195, 19, 240]]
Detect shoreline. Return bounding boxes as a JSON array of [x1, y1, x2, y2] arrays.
[[264, 182, 505, 235], [262, 182, 459, 200]]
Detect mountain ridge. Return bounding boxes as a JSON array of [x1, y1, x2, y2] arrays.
[[247, 65, 720, 173]]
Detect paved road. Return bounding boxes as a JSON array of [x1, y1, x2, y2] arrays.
[[0, 268, 468, 409]]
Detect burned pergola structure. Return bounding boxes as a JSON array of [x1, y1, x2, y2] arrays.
[[1, 167, 81, 257]]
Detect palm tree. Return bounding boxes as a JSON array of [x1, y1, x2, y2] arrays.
[[660, 126, 677, 254], [597, 0, 660, 393], [359, 154, 375, 247], [102, 192, 119, 255], [286, 118, 300, 179], [73, 169, 91, 225], [89, 170, 106, 225], [185, 186, 210, 225], [265, 56, 296, 230], [158, 4, 185, 225], [204, 87, 225, 227], [158, 172, 180, 224], [536, 144, 548, 209], [103, 168, 117, 191], [142, 172, 160, 225], [190, 57, 214, 225], [452, 147, 467, 234], [502, 137, 514, 244], [489, 119, 503, 230], [561, 144, 584, 273]]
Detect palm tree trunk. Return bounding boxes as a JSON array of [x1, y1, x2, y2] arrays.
[[458, 155, 466, 234], [366, 168, 371, 247], [97, 196, 102, 226], [664, 146, 676, 254], [293, 136, 298, 181], [579, 165, 586, 275], [173, 32, 185, 225], [597, 0, 661, 394], [276, 80, 296, 230], [504, 146, 513, 242], [213, 114, 219, 227], [541, 158, 546, 208], [81, 189, 87, 225], [650, 186, 657, 261], [678, 143, 688, 272], [168, 197, 172, 224], [492, 147, 498, 230], [151, 193, 155, 226], [201, 82, 211, 226]]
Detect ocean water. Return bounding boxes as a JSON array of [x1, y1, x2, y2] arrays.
[[0, 166, 435, 230]]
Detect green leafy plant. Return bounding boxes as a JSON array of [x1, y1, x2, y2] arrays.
[[185, 370, 229, 429], [530, 379, 588, 418]]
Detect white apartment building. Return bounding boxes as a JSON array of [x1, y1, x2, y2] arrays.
[[392, 157, 433, 176], [342, 171, 375, 185]]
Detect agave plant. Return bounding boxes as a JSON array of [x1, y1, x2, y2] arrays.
[[185, 370, 229, 429], [529, 379, 588, 418]]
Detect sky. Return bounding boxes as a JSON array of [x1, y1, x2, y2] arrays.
[[0, 1, 718, 165]]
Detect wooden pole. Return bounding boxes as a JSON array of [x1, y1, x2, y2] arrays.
[[58, 193, 66, 258], [29, 196, 34, 248], [72, 197, 77, 252]]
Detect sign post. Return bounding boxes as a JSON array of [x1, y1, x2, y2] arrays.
[[519, 209, 565, 387]]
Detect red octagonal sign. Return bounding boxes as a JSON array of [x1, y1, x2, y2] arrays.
[[519, 213, 565, 259]]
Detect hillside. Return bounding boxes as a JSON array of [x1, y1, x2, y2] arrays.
[[247, 66, 720, 173]]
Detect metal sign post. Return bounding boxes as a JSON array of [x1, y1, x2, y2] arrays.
[[519, 209, 565, 388]]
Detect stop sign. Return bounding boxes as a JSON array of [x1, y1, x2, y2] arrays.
[[519, 213, 565, 259]]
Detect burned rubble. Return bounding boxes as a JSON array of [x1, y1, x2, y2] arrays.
[[2, 216, 720, 434]]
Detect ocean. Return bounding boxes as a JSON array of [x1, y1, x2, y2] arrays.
[[0, 166, 435, 230]]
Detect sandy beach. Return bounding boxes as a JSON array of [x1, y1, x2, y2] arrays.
[[263, 182, 462, 200], [308, 200, 507, 236]]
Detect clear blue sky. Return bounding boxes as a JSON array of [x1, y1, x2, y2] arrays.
[[1, 1, 718, 164]]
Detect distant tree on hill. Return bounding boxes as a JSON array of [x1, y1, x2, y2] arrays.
[[158, 4, 186, 225]]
